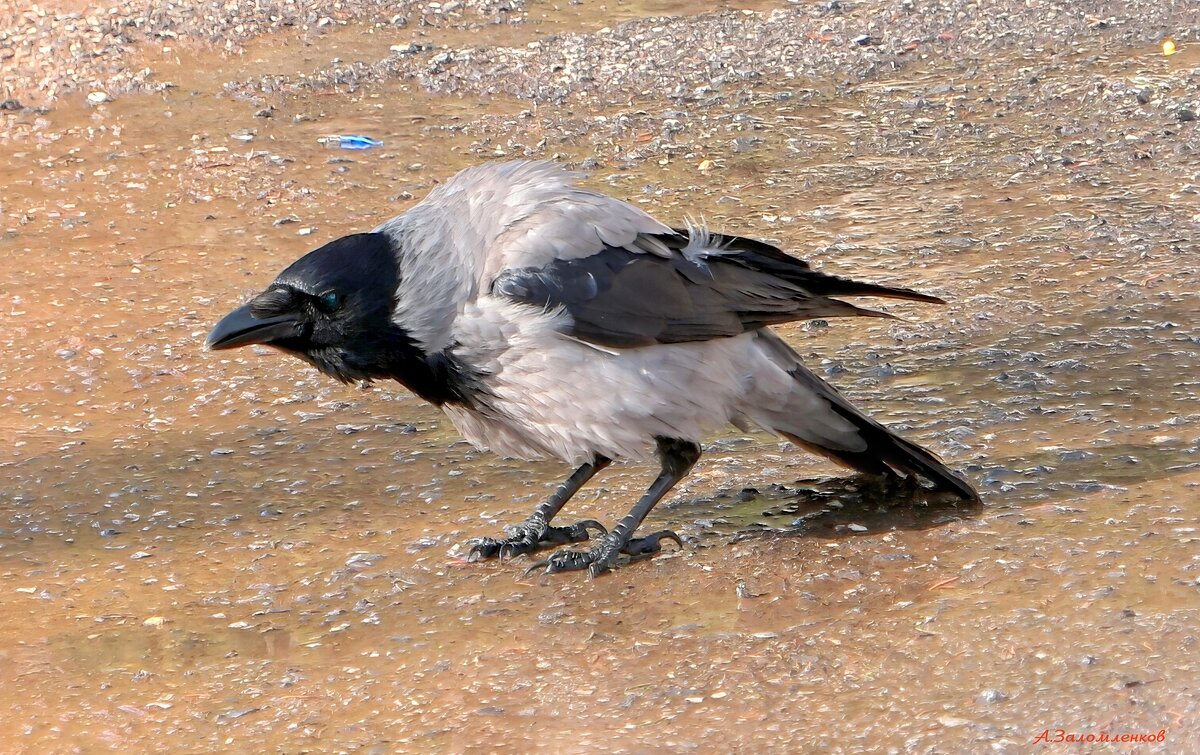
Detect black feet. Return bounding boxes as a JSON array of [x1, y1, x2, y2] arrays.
[[466, 513, 607, 562], [524, 529, 683, 578], [468, 439, 697, 576]]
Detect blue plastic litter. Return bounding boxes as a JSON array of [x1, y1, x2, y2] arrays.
[[319, 134, 383, 150]]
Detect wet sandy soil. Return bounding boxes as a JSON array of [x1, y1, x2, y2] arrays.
[[1, 1, 1198, 752]]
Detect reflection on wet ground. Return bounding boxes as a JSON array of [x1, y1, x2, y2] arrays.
[[2, 1, 1198, 751]]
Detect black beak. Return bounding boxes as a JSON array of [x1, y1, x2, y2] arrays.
[[206, 303, 303, 351]]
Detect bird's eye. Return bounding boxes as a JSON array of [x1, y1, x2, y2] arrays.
[[318, 291, 341, 311]]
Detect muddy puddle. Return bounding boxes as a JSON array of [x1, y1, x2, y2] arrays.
[[2, 1, 1198, 752]]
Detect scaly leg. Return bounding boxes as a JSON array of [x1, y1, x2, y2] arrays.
[[467, 456, 612, 561], [526, 437, 699, 578]]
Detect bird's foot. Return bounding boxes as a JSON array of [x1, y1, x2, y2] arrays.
[[524, 529, 683, 578], [466, 513, 607, 562]]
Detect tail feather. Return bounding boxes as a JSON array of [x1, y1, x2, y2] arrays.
[[750, 332, 978, 501], [789, 403, 979, 501]]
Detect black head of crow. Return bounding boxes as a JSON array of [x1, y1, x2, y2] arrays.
[[208, 232, 470, 405], [208, 160, 978, 578]]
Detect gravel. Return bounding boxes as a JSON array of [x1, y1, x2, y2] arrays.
[[182, 0, 1199, 204], [0, 0, 526, 104], [229, 0, 1197, 104], [6, 1, 1195, 109]]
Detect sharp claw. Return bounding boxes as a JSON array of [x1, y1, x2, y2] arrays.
[[573, 519, 608, 538], [466, 539, 499, 562], [523, 559, 551, 577], [657, 531, 684, 549], [498, 538, 534, 561]]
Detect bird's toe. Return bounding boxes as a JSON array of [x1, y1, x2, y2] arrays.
[[469, 515, 607, 563], [524, 532, 633, 578], [621, 529, 684, 560], [557, 519, 608, 543], [466, 537, 506, 562], [524, 549, 594, 576]]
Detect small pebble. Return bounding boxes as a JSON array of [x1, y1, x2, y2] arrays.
[[977, 689, 1009, 703]]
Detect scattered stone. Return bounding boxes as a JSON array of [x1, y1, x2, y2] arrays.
[[977, 689, 1010, 703], [217, 707, 261, 721]]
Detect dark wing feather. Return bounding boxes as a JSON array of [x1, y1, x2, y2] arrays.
[[659, 230, 945, 304], [491, 231, 943, 348]]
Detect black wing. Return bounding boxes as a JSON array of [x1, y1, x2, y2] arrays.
[[491, 230, 944, 349]]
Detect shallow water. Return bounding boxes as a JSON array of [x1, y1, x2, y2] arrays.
[[1, 3, 1198, 752]]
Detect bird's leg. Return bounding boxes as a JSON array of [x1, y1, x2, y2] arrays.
[[467, 456, 612, 562], [527, 437, 700, 578]]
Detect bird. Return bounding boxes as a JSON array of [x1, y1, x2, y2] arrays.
[[206, 160, 978, 577]]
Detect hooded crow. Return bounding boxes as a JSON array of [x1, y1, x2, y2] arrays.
[[207, 160, 978, 577]]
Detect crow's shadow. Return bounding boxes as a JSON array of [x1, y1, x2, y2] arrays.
[[668, 474, 984, 542]]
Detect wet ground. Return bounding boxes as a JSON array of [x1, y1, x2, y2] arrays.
[[2, 0, 1198, 752]]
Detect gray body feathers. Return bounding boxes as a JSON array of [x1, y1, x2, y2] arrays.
[[373, 160, 971, 498]]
